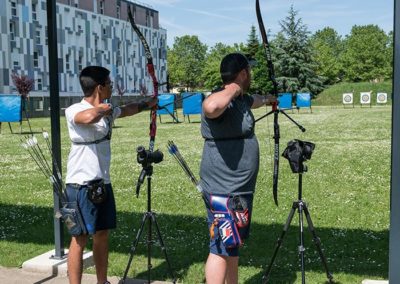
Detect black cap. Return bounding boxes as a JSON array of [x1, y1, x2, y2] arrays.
[[220, 53, 254, 83]]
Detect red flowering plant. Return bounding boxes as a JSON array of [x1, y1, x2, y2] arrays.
[[139, 83, 148, 97], [11, 72, 34, 99], [116, 81, 126, 106], [11, 72, 34, 113]]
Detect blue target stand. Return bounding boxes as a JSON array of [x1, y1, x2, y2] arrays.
[[0, 94, 31, 134], [157, 93, 179, 123], [296, 93, 312, 113], [182, 92, 204, 122], [278, 93, 294, 112]]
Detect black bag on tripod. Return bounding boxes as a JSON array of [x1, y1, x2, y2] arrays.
[[282, 139, 315, 173]]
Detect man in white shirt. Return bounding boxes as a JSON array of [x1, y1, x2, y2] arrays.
[[64, 66, 156, 284]]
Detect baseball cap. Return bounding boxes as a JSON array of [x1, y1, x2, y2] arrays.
[[220, 53, 256, 82]]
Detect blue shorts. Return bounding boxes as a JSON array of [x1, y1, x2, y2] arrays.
[[204, 193, 253, 257], [65, 183, 116, 235]]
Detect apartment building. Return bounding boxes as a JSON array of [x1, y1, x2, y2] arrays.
[[0, 0, 168, 97]]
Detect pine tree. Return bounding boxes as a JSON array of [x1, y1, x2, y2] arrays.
[[243, 25, 260, 59], [274, 6, 324, 96]]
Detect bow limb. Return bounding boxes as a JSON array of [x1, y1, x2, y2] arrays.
[[128, 8, 158, 152], [256, 0, 280, 205]]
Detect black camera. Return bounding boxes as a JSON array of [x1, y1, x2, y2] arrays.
[[137, 146, 163, 166], [282, 139, 315, 173]]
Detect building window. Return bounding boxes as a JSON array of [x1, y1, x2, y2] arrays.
[[35, 99, 43, 111], [10, 22, 15, 41], [99, 0, 104, 14], [116, 4, 120, 19], [146, 11, 150, 27], [74, 0, 79, 8], [66, 54, 70, 70], [78, 53, 83, 70], [13, 61, 19, 69], [32, 3, 37, 20], [132, 6, 136, 19], [35, 30, 40, 45], [33, 52, 39, 67], [37, 78, 42, 90], [11, 1, 17, 17], [45, 27, 48, 45]]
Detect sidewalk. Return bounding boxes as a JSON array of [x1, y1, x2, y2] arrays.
[[0, 266, 171, 284]]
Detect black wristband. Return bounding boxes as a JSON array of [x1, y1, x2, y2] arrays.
[[138, 101, 148, 112]]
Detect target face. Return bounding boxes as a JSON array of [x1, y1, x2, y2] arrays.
[[343, 93, 353, 104], [377, 92, 387, 104], [360, 92, 371, 104]]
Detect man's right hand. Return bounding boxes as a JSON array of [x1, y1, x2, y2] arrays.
[[98, 103, 113, 117], [224, 82, 242, 98]]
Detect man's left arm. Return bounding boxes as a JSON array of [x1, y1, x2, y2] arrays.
[[251, 94, 277, 109], [118, 98, 158, 118]]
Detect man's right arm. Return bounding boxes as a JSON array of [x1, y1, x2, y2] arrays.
[[73, 103, 112, 124], [203, 83, 242, 119]]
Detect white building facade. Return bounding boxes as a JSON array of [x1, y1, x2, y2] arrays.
[[0, 0, 168, 96]]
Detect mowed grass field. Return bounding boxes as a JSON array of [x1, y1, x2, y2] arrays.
[[0, 105, 391, 283]]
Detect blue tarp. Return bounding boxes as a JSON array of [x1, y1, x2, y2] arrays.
[[182, 92, 203, 115], [0, 95, 22, 122], [296, 93, 311, 108], [278, 93, 293, 109], [157, 93, 175, 115]]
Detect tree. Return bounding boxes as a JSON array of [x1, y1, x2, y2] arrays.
[[274, 6, 324, 95], [341, 25, 390, 82], [311, 27, 344, 84], [249, 42, 274, 94], [202, 43, 237, 90], [167, 35, 208, 90], [243, 25, 260, 59], [386, 30, 394, 79], [241, 26, 274, 95]]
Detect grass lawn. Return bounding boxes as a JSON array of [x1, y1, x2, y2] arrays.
[[0, 105, 391, 283]]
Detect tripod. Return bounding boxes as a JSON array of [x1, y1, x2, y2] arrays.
[[262, 172, 334, 284], [121, 147, 176, 284]]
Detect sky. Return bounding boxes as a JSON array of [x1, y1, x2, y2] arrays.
[[140, 0, 394, 48]]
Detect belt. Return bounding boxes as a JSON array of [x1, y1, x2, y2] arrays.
[[67, 183, 84, 189]]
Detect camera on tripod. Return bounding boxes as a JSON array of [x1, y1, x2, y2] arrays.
[[137, 146, 164, 166], [282, 139, 315, 173]]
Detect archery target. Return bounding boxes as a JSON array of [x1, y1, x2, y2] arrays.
[[342, 93, 353, 104], [360, 92, 371, 104], [377, 92, 387, 104]]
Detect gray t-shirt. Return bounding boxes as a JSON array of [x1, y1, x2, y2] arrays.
[[199, 92, 260, 195]]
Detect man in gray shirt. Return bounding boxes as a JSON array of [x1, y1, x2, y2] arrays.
[[200, 53, 276, 284]]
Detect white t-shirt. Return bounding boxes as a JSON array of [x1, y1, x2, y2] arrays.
[[65, 99, 121, 185]]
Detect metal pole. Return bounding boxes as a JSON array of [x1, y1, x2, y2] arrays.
[[46, 0, 65, 259], [389, 0, 400, 282]]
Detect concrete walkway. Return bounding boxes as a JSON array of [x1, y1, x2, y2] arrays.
[[0, 266, 171, 284], [2, 249, 172, 284], [0, 266, 391, 284]]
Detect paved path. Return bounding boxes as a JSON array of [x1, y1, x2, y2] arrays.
[[0, 266, 171, 284]]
